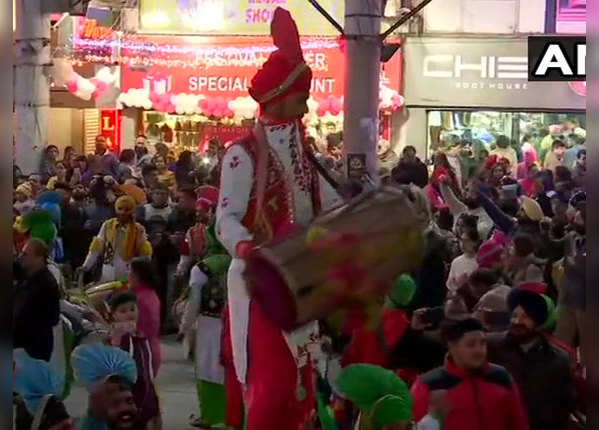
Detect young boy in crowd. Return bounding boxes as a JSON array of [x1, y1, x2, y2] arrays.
[[14, 182, 36, 216], [108, 291, 162, 430], [446, 228, 480, 293]]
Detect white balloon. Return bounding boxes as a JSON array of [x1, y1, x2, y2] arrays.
[[96, 67, 115, 84], [77, 90, 92, 101], [307, 97, 318, 113], [52, 58, 74, 87], [79, 77, 96, 92]]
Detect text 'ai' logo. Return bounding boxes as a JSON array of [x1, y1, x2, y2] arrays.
[[528, 36, 585, 81]]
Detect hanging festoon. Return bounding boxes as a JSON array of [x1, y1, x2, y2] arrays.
[[316, 95, 343, 117], [53, 58, 119, 101], [379, 84, 404, 112], [228, 96, 259, 121], [172, 93, 205, 115], [199, 96, 232, 119], [116, 88, 153, 110], [150, 92, 176, 113]]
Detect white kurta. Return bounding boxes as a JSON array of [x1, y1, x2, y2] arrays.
[[216, 120, 342, 384], [182, 265, 225, 385]]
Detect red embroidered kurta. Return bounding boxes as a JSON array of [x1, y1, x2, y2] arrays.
[[215, 119, 341, 385]]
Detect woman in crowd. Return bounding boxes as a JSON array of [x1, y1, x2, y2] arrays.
[[153, 154, 176, 190], [46, 161, 69, 190], [40, 145, 60, 183], [175, 150, 197, 190]]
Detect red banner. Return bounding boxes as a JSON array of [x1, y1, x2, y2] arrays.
[[120, 35, 402, 100], [100, 109, 122, 153]]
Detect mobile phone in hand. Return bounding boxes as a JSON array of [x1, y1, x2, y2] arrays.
[[421, 307, 445, 327]]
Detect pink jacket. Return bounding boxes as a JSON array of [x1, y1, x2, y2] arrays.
[[134, 284, 162, 376]]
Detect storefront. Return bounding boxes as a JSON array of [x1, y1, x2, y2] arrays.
[[399, 37, 586, 159], [68, 4, 404, 156], [46, 17, 124, 156], [112, 34, 402, 153]]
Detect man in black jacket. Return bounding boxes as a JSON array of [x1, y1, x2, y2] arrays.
[[13, 239, 60, 361], [391, 145, 429, 188], [487, 287, 576, 430]]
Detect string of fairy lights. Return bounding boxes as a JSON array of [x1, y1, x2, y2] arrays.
[[69, 31, 342, 70]]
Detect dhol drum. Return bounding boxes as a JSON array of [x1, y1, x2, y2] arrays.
[[85, 281, 129, 319], [244, 185, 431, 331]]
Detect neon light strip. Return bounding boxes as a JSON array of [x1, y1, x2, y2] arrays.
[[72, 36, 340, 57]]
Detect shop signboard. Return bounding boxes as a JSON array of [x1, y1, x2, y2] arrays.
[[403, 37, 586, 111], [139, 0, 344, 36], [100, 109, 122, 153], [120, 36, 402, 100]]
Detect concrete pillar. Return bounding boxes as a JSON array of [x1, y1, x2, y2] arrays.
[[343, 0, 384, 184], [14, 0, 51, 175]]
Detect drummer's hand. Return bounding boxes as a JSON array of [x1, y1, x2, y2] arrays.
[[235, 240, 254, 259]]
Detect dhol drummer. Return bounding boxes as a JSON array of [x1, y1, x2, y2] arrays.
[[215, 7, 343, 430]]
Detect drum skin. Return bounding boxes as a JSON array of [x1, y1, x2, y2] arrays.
[[244, 185, 431, 331]]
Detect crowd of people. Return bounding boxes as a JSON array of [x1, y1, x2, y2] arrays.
[[12, 116, 586, 430], [12, 8, 586, 430]]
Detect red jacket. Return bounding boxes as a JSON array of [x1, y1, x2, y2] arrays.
[[341, 308, 409, 368], [412, 357, 529, 430]]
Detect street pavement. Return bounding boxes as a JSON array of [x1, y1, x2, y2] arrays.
[[65, 336, 199, 429]]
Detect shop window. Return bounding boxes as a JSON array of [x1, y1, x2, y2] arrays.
[[425, 110, 585, 179]]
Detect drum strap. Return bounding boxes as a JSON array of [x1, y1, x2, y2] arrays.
[[252, 120, 340, 230], [304, 146, 341, 192], [251, 122, 270, 230]]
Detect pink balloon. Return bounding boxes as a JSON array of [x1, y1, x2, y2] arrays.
[[95, 80, 109, 93], [199, 98, 209, 112], [331, 97, 342, 113], [66, 79, 79, 93], [225, 107, 234, 118], [213, 108, 223, 118], [317, 106, 327, 117], [216, 96, 227, 110], [204, 98, 215, 111], [392, 94, 404, 110], [159, 93, 170, 104]]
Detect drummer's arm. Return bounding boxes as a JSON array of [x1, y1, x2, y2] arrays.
[[318, 174, 344, 212], [215, 144, 255, 256]]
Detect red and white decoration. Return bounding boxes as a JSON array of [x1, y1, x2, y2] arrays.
[[53, 59, 118, 101]]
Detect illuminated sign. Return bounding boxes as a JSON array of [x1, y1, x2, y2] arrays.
[[121, 36, 403, 99], [100, 109, 122, 153], [423, 55, 528, 79], [404, 37, 586, 110], [139, 0, 344, 36]]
